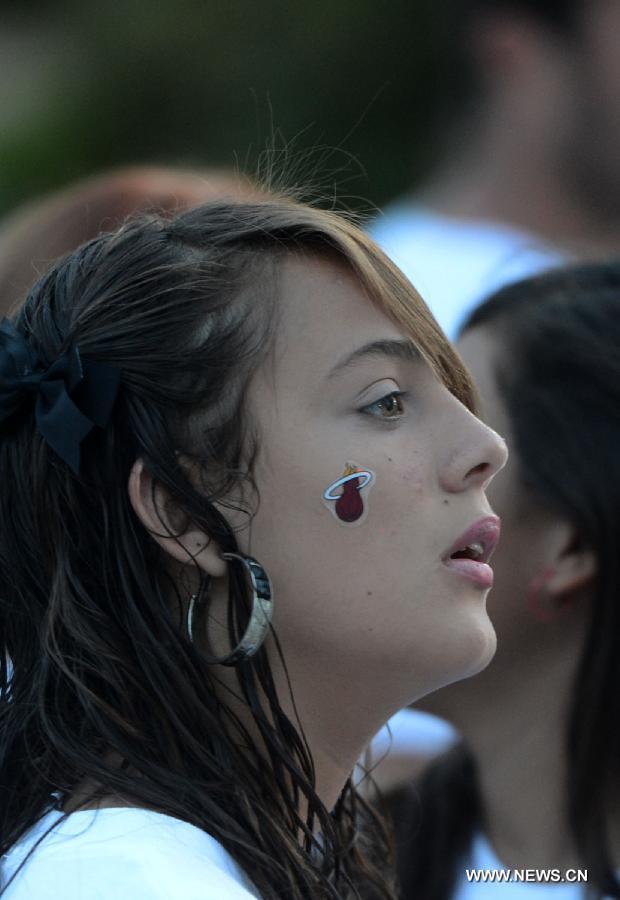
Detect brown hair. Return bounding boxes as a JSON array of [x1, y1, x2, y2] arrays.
[[0, 194, 475, 899]]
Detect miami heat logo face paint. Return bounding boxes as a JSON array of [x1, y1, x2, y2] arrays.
[[323, 461, 375, 526]]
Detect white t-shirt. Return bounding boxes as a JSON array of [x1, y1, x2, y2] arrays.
[[1, 807, 261, 899], [369, 206, 565, 340]]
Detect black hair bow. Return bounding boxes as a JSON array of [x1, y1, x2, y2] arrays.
[[0, 318, 121, 474]]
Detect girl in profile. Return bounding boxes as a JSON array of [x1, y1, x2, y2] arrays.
[[387, 263, 620, 899], [0, 196, 506, 899]]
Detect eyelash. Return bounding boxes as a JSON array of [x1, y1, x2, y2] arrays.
[[359, 390, 409, 421]]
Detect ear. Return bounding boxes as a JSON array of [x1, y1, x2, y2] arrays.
[[127, 458, 227, 578], [544, 520, 598, 601]]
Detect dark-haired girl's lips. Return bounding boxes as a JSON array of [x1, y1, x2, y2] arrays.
[[443, 557, 494, 589], [441, 515, 501, 590]]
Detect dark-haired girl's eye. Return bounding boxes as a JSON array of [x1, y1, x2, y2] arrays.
[[360, 391, 408, 420]]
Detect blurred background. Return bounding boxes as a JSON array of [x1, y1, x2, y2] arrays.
[[0, 0, 462, 218]]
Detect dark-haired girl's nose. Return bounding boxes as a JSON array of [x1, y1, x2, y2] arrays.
[[440, 416, 508, 494]]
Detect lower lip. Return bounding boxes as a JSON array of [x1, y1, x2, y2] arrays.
[[442, 558, 494, 589]]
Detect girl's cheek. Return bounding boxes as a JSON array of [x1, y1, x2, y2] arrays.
[[399, 463, 427, 498], [318, 452, 428, 531]]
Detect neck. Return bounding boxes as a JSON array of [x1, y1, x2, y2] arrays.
[[419, 116, 620, 257], [425, 628, 620, 870], [464, 674, 577, 869], [271, 655, 407, 816]]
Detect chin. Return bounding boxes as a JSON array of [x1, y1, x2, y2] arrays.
[[454, 609, 497, 682], [460, 619, 497, 679], [421, 609, 498, 698]]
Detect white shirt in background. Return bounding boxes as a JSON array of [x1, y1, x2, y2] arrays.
[[369, 206, 565, 340], [370, 707, 458, 761]]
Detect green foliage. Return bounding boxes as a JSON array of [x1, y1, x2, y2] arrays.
[[0, 0, 463, 217]]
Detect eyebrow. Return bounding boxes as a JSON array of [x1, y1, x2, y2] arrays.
[[325, 339, 421, 380]]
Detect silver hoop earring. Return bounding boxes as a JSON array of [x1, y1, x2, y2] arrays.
[[186, 552, 273, 667], [187, 592, 199, 643]]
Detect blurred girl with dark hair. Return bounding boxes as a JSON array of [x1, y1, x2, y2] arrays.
[[387, 263, 620, 899], [0, 196, 507, 899]]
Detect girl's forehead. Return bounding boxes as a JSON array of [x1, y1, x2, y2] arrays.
[[274, 255, 405, 352]]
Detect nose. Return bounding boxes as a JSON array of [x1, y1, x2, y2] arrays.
[[440, 407, 508, 494]]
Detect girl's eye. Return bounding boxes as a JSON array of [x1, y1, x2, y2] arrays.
[[360, 391, 407, 420]]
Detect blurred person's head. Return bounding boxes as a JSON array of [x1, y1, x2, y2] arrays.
[[415, 262, 620, 895], [0, 195, 508, 898], [0, 165, 257, 313], [451, 0, 620, 222]]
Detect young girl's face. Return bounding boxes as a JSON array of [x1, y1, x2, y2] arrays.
[[451, 327, 580, 677], [417, 322, 593, 730], [236, 256, 507, 717]]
